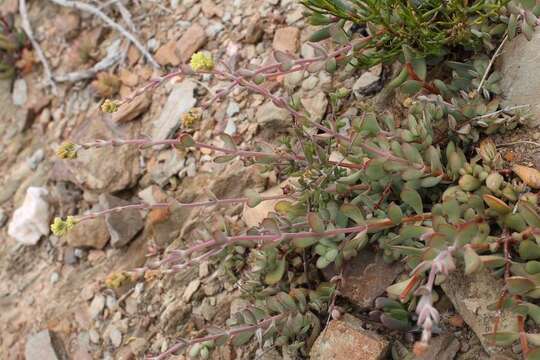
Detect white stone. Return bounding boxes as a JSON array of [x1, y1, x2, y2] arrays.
[[7, 187, 49, 245], [12, 78, 28, 106], [226, 101, 240, 117], [183, 279, 201, 302], [108, 326, 122, 348], [152, 80, 197, 142]]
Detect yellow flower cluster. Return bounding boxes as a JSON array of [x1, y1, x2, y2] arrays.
[[105, 271, 129, 289], [181, 107, 203, 128], [190, 52, 214, 71], [56, 142, 78, 159], [50, 216, 77, 237], [101, 99, 120, 113]]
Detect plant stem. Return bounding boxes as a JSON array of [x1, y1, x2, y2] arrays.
[[77, 194, 291, 223], [80, 137, 366, 170], [163, 213, 432, 266], [148, 314, 286, 360]]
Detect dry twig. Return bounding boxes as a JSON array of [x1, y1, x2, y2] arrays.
[[48, 0, 159, 68], [19, 0, 57, 94], [54, 39, 123, 82]]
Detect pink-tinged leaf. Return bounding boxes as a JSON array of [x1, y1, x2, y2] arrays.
[[506, 276, 535, 295], [307, 212, 325, 233]]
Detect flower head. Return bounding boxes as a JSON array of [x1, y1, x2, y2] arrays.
[[181, 107, 203, 128], [50, 216, 77, 237], [56, 142, 78, 159], [101, 99, 120, 113], [105, 271, 129, 289], [190, 52, 214, 71]]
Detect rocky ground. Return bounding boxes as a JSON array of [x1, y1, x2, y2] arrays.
[[0, 0, 539, 359]]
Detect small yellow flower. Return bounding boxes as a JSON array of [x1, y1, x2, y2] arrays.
[[190, 52, 214, 71], [105, 271, 129, 289], [50, 216, 77, 237], [56, 142, 78, 159], [181, 108, 203, 128], [101, 99, 120, 113]]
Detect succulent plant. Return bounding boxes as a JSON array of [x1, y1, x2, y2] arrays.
[[51, 0, 540, 358]]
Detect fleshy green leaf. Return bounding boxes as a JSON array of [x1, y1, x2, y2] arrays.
[[308, 212, 325, 233], [401, 80, 423, 95], [232, 330, 254, 346], [483, 332, 519, 346], [292, 237, 318, 249], [219, 133, 237, 150], [214, 155, 236, 163], [506, 276, 535, 295], [401, 188, 423, 214], [520, 240, 540, 260], [480, 255, 506, 268], [265, 258, 286, 285], [526, 261, 540, 275], [464, 245, 482, 275], [388, 203, 403, 225], [526, 346, 540, 360], [245, 189, 262, 208], [518, 201, 540, 228], [340, 204, 365, 224]]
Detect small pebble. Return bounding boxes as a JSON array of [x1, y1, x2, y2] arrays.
[[50, 272, 60, 284], [106, 295, 118, 310], [89, 329, 100, 344], [109, 326, 122, 348]]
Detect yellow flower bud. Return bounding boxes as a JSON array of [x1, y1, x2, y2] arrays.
[[190, 52, 214, 71], [56, 142, 78, 159], [105, 271, 129, 289], [181, 107, 203, 128], [50, 216, 77, 237], [101, 99, 120, 113]]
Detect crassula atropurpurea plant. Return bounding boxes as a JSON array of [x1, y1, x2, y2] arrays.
[[52, 1, 540, 358]]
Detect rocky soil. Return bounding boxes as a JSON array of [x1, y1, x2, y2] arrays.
[[0, 1, 539, 360]]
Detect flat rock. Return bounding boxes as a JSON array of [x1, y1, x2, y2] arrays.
[[118, 69, 138, 87], [353, 64, 383, 97], [66, 216, 110, 249], [151, 80, 197, 142], [177, 23, 207, 63], [147, 149, 186, 186], [310, 315, 389, 360], [244, 18, 264, 44], [301, 91, 328, 122], [416, 333, 460, 360], [242, 184, 284, 227], [99, 194, 144, 248], [273, 26, 300, 54], [499, 31, 540, 126], [255, 101, 292, 128], [108, 326, 122, 348], [112, 93, 151, 123], [59, 114, 141, 193], [183, 279, 201, 302], [155, 40, 181, 66], [441, 267, 518, 358], [327, 250, 403, 308], [89, 294, 105, 319], [25, 330, 66, 360]]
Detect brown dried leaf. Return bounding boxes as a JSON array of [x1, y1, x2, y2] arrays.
[[513, 164, 540, 189]]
